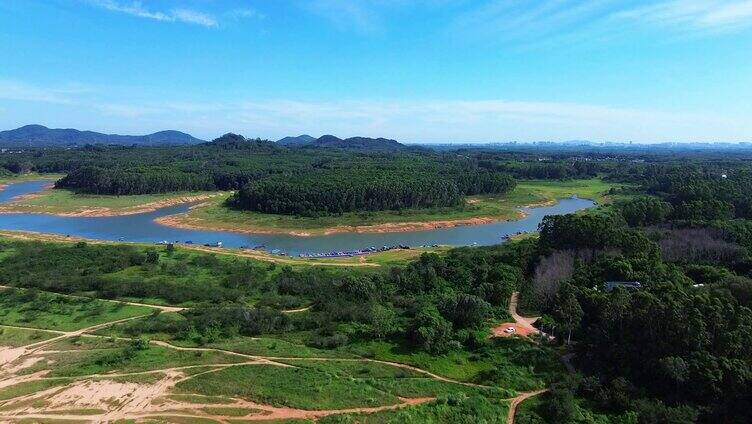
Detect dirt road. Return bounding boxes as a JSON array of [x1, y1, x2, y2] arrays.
[[492, 292, 540, 338], [507, 389, 547, 424]]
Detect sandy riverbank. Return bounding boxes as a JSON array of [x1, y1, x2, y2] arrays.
[[153, 208, 530, 237], [0, 193, 223, 217]]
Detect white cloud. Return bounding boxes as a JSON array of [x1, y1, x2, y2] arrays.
[[618, 0, 752, 31], [450, 0, 752, 47], [0, 80, 84, 104], [87, 1, 217, 27], [171, 9, 217, 27]]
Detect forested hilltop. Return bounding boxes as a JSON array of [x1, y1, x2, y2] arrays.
[[1, 133, 520, 216]]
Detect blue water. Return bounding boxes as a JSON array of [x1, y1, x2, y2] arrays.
[[0, 181, 595, 255]]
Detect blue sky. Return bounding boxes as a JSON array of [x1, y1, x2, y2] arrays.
[[1, 0, 751, 142]]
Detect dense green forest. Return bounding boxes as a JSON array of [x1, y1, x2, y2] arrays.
[[1, 134, 515, 216]]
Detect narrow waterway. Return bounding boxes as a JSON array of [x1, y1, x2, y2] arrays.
[[0, 181, 595, 255]]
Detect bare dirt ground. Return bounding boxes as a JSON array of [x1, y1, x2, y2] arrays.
[[492, 292, 540, 339]]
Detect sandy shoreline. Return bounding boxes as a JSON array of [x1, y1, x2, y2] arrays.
[[0, 193, 222, 217], [153, 208, 529, 237]]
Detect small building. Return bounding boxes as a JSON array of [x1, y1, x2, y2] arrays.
[[604, 281, 642, 292]]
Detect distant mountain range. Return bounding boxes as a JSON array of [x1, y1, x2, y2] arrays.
[[277, 134, 410, 152], [277, 134, 316, 146], [0, 125, 205, 146]]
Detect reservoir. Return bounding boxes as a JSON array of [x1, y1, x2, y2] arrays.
[[0, 180, 595, 255]]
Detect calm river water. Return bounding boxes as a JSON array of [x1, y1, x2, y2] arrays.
[[0, 180, 594, 255]]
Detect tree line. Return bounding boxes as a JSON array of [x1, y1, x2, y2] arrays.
[[3, 133, 517, 215]]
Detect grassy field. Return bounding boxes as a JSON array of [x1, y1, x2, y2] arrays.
[[0, 284, 554, 423], [515, 391, 634, 423], [0, 186, 221, 215], [0, 326, 60, 347], [0, 288, 154, 331], [318, 396, 510, 423], [0, 379, 72, 401], [343, 338, 561, 390], [21, 338, 245, 378], [175, 364, 402, 410], [159, 178, 621, 236]]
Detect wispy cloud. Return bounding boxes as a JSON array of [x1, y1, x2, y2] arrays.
[[0, 80, 88, 104], [450, 0, 752, 47], [87, 1, 217, 27], [617, 0, 752, 32], [452, 0, 617, 44]]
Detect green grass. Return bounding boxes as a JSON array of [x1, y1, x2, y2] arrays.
[[165, 178, 622, 235], [0, 379, 71, 401], [514, 178, 620, 204], [227, 420, 313, 424], [24, 344, 245, 378], [276, 359, 424, 379], [200, 407, 261, 417], [141, 417, 222, 424], [0, 326, 60, 347], [166, 394, 236, 405], [343, 340, 496, 383], [344, 338, 564, 390], [0, 288, 154, 331], [367, 378, 513, 399], [516, 392, 635, 423], [175, 364, 401, 410], [95, 321, 357, 359], [2, 187, 219, 215], [45, 335, 124, 351], [106, 373, 167, 385], [205, 337, 356, 359], [319, 395, 509, 424]]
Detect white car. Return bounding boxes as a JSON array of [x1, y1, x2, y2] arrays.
[[504, 327, 516, 334]]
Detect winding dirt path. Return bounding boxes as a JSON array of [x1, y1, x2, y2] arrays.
[[2, 291, 524, 422], [281, 305, 312, 314], [0, 314, 150, 369], [507, 389, 547, 424], [1, 316, 476, 423]]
